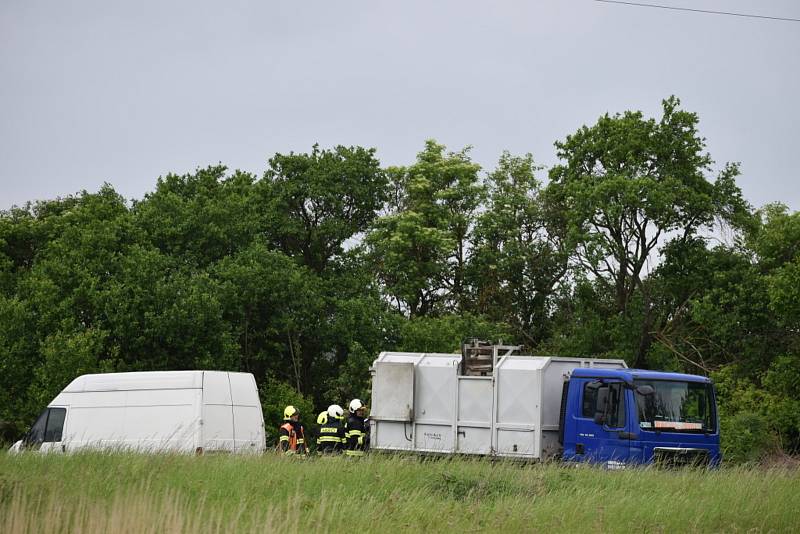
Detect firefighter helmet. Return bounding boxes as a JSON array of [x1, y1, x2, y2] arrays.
[[348, 399, 363, 413], [283, 405, 299, 419], [328, 404, 344, 418]]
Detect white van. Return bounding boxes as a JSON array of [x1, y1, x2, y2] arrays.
[[10, 371, 266, 454]]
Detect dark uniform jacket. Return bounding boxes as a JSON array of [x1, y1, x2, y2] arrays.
[[278, 420, 306, 454], [345, 414, 368, 456], [317, 416, 346, 453]]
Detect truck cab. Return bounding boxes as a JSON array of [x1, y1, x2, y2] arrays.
[[560, 368, 720, 467]]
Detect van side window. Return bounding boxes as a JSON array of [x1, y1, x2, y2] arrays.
[[44, 408, 66, 442], [582, 384, 598, 417]]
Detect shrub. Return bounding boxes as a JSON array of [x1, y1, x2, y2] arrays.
[[259, 375, 315, 448], [720, 411, 779, 464]]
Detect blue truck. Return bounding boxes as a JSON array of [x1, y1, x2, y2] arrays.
[[560, 368, 720, 466], [369, 342, 720, 467]]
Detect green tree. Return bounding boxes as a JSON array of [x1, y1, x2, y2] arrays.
[[469, 152, 568, 344], [30, 328, 110, 410], [213, 241, 324, 393], [0, 186, 135, 432], [258, 145, 387, 274], [0, 295, 38, 437], [749, 204, 800, 331], [367, 140, 483, 316], [259, 375, 315, 446], [546, 96, 749, 367], [310, 248, 398, 400], [396, 313, 514, 354], [133, 166, 258, 266]]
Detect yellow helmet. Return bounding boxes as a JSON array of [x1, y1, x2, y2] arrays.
[[284, 405, 298, 419], [317, 411, 328, 425]]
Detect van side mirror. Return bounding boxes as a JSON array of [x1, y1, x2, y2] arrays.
[[635, 385, 655, 396]]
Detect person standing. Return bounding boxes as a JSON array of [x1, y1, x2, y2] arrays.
[[317, 404, 346, 454], [345, 399, 368, 457], [278, 405, 307, 455]]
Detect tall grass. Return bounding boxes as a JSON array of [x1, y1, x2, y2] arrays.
[[1, 452, 798, 533]]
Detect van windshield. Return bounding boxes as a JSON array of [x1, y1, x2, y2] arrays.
[[634, 380, 716, 433]]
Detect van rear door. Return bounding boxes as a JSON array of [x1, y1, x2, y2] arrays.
[[201, 372, 235, 452], [229, 373, 265, 453]]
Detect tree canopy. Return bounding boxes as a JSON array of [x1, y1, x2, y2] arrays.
[[1, 97, 797, 459]]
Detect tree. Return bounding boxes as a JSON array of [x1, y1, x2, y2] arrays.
[[212, 241, 324, 392], [0, 186, 136, 432], [367, 140, 483, 316], [133, 166, 258, 267], [99, 248, 238, 372], [258, 145, 387, 274], [468, 152, 568, 344], [546, 96, 750, 367], [750, 204, 800, 331], [0, 295, 38, 437], [648, 238, 771, 373]]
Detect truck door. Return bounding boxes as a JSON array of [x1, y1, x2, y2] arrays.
[[573, 381, 631, 465]]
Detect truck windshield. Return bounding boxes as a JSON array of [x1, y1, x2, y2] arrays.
[[634, 380, 715, 433]]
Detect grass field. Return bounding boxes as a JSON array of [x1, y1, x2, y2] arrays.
[[1, 452, 799, 533]]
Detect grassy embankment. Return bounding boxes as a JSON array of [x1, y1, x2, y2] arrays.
[[1, 452, 798, 533]]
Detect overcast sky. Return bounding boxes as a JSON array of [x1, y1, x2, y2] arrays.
[[2, 0, 799, 212]]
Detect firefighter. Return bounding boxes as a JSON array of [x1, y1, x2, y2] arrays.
[[278, 405, 307, 455], [345, 399, 368, 457], [311, 409, 328, 452], [317, 410, 328, 426], [317, 404, 346, 454]]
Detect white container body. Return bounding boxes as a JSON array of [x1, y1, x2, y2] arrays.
[[370, 352, 626, 459], [39, 371, 265, 454]]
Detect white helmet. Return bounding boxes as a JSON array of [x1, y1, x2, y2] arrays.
[[327, 404, 344, 418], [349, 399, 363, 413]]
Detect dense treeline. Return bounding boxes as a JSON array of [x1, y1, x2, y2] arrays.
[[1, 97, 798, 460]]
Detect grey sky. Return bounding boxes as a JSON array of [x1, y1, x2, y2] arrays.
[[2, 0, 799, 211]]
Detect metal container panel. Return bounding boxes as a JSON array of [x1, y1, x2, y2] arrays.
[[372, 421, 414, 451], [457, 377, 492, 454], [457, 377, 492, 424], [414, 423, 453, 452], [495, 357, 542, 457], [413, 358, 457, 426], [496, 358, 542, 427], [371, 362, 415, 422], [497, 428, 536, 456], [457, 426, 491, 454]]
